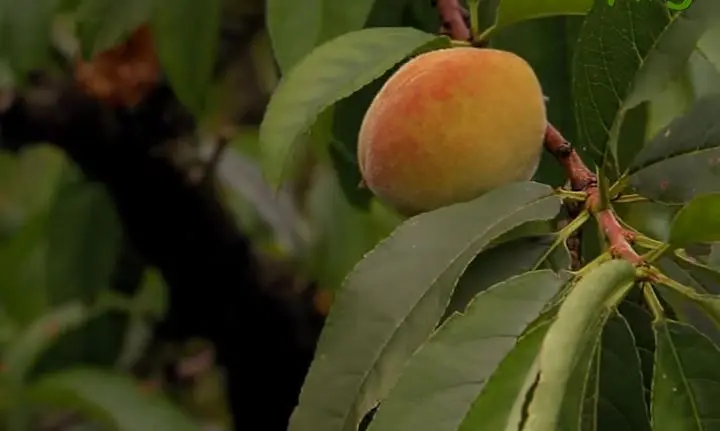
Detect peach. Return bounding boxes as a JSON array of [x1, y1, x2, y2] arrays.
[[357, 47, 547, 216]]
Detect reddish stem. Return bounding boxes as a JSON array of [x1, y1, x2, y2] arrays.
[[436, 0, 471, 41], [544, 124, 644, 265]]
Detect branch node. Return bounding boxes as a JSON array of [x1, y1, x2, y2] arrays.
[[544, 123, 644, 267]]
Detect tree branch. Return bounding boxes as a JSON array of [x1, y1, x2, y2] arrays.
[[544, 124, 643, 266]]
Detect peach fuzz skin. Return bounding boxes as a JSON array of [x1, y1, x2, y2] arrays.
[[357, 47, 547, 216]]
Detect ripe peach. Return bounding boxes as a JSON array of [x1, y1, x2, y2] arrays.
[[357, 47, 547, 216]]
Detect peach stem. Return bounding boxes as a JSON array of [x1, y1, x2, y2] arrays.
[[436, 0, 471, 41], [435, 4, 643, 267]]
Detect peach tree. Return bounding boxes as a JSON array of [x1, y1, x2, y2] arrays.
[[260, 0, 720, 430]]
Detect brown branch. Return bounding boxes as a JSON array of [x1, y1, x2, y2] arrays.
[[544, 124, 643, 266], [436, 0, 471, 41]]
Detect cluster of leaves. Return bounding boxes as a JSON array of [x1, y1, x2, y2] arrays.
[[0, 0, 232, 428], [0, 149, 202, 430], [258, 0, 720, 430], [1, 0, 222, 116]]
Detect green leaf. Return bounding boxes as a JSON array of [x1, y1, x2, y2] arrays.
[[28, 368, 200, 431], [572, 0, 665, 164], [306, 165, 396, 292], [522, 259, 637, 431], [614, 201, 679, 243], [643, 69, 694, 150], [309, 0, 438, 210], [582, 313, 651, 431], [327, 69, 391, 211], [618, 294, 656, 403], [656, 257, 720, 344], [493, 0, 591, 33], [708, 243, 720, 270], [259, 27, 448, 187], [628, 94, 720, 204], [133, 268, 168, 319], [267, 0, 379, 73], [572, 0, 720, 167], [0, 211, 48, 326], [624, 0, 720, 109], [554, 313, 604, 430], [150, 0, 221, 115], [289, 182, 562, 431], [549, 308, 642, 430], [447, 231, 570, 317], [697, 24, 720, 72], [683, 292, 720, 328], [651, 319, 720, 431], [116, 317, 153, 369], [459, 323, 549, 431], [668, 193, 720, 247], [658, 255, 720, 326], [672, 250, 720, 295], [75, 0, 153, 58], [2, 302, 93, 383], [0, 0, 59, 73], [46, 178, 123, 305], [367, 270, 569, 431]]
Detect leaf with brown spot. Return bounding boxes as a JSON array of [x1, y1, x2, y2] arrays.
[[628, 94, 720, 204]]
